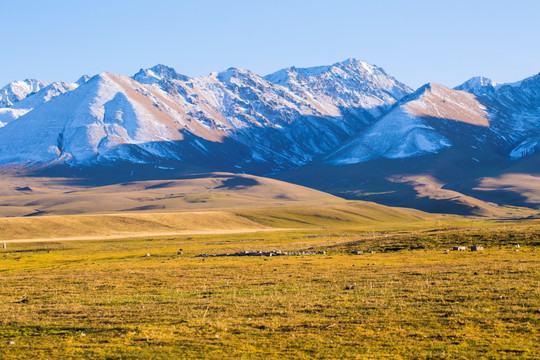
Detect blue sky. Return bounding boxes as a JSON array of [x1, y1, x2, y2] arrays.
[[1, 0, 538, 88]]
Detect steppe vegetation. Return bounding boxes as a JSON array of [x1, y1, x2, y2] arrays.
[[1, 207, 538, 359]]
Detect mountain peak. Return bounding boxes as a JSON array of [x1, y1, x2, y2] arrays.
[[2, 59, 537, 174], [90, 72, 114, 83], [415, 82, 447, 95], [325, 81, 492, 165], [334, 58, 373, 70], [0, 79, 49, 107], [265, 58, 377, 82], [133, 64, 188, 85], [264, 59, 412, 119], [216, 67, 260, 85], [455, 76, 498, 95], [76, 75, 91, 85], [218, 67, 252, 75]]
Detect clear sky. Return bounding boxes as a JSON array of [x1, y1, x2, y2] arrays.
[[1, 0, 538, 89]]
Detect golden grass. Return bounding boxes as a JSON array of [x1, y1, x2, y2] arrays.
[[0, 211, 267, 241], [0, 173, 538, 358], [0, 173, 342, 217], [0, 199, 439, 241], [474, 173, 540, 206], [0, 219, 538, 359]]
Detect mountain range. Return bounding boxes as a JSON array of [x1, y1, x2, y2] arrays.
[[0, 59, 538, 215]]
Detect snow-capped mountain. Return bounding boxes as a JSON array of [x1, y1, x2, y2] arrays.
[[454, 76, 499, 95], [455, 72, 540, 160], [0, 79, 49, 107], [0, 59, 410, 172], [265, 58, 411, 124], [327, 71, 540, 166], [0, 81, 81, 127], [0, 60, 538, 214], [133, 64, 189, 84], [326, 83, 491, 164], [277, 72, 540, 215], [0, 72, 188, 164], [0, 60, 537, 178]]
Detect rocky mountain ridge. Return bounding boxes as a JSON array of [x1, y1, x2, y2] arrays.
[[0, 60, 538, 214], [0, 59, 411, 173]]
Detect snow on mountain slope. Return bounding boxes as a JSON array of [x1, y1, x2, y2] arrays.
[[0, 108, 30, 127], [456, 72, 540, 160], [2, 59, 536, 174], [134, 66, 320, 165], [0, 60, 414, 170], [326, 83, 490, 164], [325, 107, 451, 164], [133, 64, 189, 84], [1, 68, 342, 169], [510, 137, 540, 159], [265, 58, 412, 123], [130, 65, 379, 169], [454, 76, 498, 96], [128, 62, 411, 170], [501, 73, 540, 160], [0, 79, 49, 107], [454, 76, 523, 97], [14, 81, 79, 109], [0, 73, 195, 164], [0, 81, 80, 127], [76, 75, 91, 85], [201, 67, 361, 160]]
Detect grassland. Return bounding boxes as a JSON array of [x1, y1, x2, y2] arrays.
[[1, 208, 538, 359], [0, 173, 343, 217]]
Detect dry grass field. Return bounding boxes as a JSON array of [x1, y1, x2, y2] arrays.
[[0, 173, 538, 358], [0, 208, 538, 359], [0, 173, 342, 217]]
